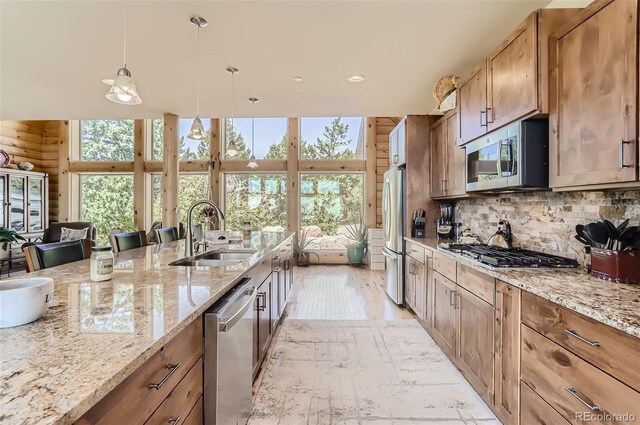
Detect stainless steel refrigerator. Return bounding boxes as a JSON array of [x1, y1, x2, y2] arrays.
[[382, 166, 405, 305]]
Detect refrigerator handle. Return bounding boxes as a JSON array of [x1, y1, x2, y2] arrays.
[[382, 247, 398, 260]]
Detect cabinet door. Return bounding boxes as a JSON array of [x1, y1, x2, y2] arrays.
[[550, 0, 637, 188], [445, 111, 466, 197], [27, 177, 44, 233], [8, 175, 26, 233], [487, 12, 538, 131], [413, 260, 426, 320], [389, 128, 399, 167], [493, 281, 521, 425], [432, 272, 457, 357], [429, 120, 446, 198], [457, 286, 495, 403], [457, 63, 487, 145], [257, 279, 272, 361], [424, 257, 434, 326], [271, 270, 280, 326], [396, 119, 406, 166], [404, 255, 414, 309], [278, 263, 286, 317]]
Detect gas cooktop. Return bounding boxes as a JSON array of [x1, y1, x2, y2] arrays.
[[440, 243, 579, 269]]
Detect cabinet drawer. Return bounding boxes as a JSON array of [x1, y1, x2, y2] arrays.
[[456, 264, 494, 305], [406, 241, 425, 263], [520, 382, 570, 425], [182, 396, 203, 425], [522, 292, 640, 392], [145, 358, 203, 425], [433, 251, 456, 282], [76, 319, 203, 425], [521, 325, 640, 425]]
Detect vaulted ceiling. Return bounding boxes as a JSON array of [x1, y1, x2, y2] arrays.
[[1, 0, 567, 120]]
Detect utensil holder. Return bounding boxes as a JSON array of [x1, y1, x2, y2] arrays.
[[591, 249, 640, 284]]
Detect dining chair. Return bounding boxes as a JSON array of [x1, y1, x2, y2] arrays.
[[110, 231, 147, 253], [156, 227, 179, 243], [23, 239, 92, 272]]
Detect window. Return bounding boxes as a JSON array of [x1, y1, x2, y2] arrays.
[[152, 119, 164, 160], [178, 173, 210, 225], [80, 120, 134, 161], [224, 174, 287, 231], [300, 117, 364, 160], [224, 118, 287, 160], [300, 173, 364, 249], [79, 174, 134, 245], [179, 118, 210, 161]]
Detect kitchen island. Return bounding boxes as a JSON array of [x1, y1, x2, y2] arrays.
[[0, 231, 293, 425]]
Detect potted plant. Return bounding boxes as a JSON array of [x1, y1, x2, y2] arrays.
[[294, 229, 319, 267], [0, 227, 25, 260], [345, 215, 368, 266]]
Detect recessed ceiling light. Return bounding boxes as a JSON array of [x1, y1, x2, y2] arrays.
[[293, 76, 303, 82], [347, 74, 365, 83]]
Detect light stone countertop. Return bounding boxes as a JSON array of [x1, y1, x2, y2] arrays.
[[405, 236, 640, 339], [0, 231, 293, 425]]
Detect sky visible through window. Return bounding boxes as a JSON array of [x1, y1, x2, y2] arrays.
[[179, 118, 211, 154], [301, 117, 363, 154]]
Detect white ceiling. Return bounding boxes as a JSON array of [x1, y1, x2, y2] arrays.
[[0, 0, 568, 121]]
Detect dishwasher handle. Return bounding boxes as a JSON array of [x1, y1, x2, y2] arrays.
[[217, 283, 257, 332]]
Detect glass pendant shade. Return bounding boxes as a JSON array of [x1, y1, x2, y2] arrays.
[[247, 154, 258, 169], [226, 140, 238, 157], [105, 67, 142, 105], [187, 116, 206, 140]]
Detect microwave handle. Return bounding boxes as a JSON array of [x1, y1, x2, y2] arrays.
[[500, 139, 514, 177]]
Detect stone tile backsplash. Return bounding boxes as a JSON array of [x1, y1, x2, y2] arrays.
[[454, 191, 640, 258]]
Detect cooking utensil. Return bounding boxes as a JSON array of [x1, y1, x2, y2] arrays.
[[488, 219, 512, 249], [574, 234, 591, 245], [585, 223, 609, 248], [602, 218, 618, 239], [617, 218, 630, 233]]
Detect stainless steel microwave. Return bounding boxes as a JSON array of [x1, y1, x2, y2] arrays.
[[466, 120, 549, 192]]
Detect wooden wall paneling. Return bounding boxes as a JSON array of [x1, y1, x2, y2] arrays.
[[58, 120, 70, 222], [0, 120, 44, 171], [42, 120, 60, 222], [365, 117, 377, 228], [210, 118, 220, 204], [133, 120, 145, 231], [287, 118, 299, 233], [162, 113, 179, 228], [375, 117, 400, 227]]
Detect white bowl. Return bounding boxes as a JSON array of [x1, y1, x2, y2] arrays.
[[0, 277, 54, 328]]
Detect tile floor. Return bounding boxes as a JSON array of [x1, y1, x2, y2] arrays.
[[248, 266, 500, 425]]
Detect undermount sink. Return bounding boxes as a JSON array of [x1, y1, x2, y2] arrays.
[[169, 250, 257, 267]]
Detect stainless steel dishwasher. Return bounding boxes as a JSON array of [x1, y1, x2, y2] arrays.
[[204, 278, 256, 425]]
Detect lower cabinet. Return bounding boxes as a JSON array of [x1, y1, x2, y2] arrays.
[[254, 277, 272, 377], [456, 286, 495, 404], [493, 280, 521, 425], [404, 255, 414, 311], [432, 271, 457, 358], [76, 320, 203, 425]]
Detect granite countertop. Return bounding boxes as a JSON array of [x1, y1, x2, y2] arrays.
[[0, 231, 293, 425], [405, 236, 640, 339]]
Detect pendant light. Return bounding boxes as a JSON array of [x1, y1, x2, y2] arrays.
[[187, 16, 208, 140], [247, 97, 259, 169], [225, 67, 239, 157], [104, 2, 142, 105]]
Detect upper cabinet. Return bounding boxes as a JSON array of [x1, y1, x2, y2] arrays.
[[430, 110, 466, 199], [389, 117, 406, 167], [457, 9, 572, 146], [549, 0, 639, 189]]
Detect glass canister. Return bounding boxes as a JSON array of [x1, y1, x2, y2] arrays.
[[90, 246, 114, 282], [243, 221, 252, 240]]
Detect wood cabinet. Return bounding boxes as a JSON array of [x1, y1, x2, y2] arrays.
[[76, 319, 203, 425], [255, 277, 272, 376], [405, 255, 426, 320], [549, 0, 639, 189], [493, 281, 520, 425], [456, 286, 495, 404], [457, 63, 487, 145], [430, 111, 466, 200], [404, 254, 414, 311], [457, 10, 570, 146], [520, 382, 570, 425], [432, 271, 457, 358]]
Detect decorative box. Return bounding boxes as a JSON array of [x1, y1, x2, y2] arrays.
[[591, 249, 640, 284]]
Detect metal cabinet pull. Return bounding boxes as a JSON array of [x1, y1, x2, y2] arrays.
[[564, 329, 600, 347], [564, 387, 600, 411], [480, 110, 487, 127], [148, 363, 181, 390], [620, 139, 633, 168], [443, 180, 448, 192], [486, 107, 493, 124], [257, 292, 267, 311], [449, 290, 456, 308], [167, 415, 181, 424]]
